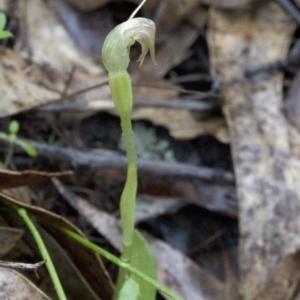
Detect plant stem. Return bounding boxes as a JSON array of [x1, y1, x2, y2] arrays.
[[16, 207, 67, 300], [4, 142, 14, 167], [120, 113, 137, 262], [58, 226, 184, 300], [109, 72, 137, 263]]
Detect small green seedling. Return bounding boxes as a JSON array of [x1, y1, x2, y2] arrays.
[[0, 12, 13, 40], [0, 120, 38, 166]]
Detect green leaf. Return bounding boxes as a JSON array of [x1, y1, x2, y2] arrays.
[[0, 31, 12, 39], [113, 230, 157, 300], [0, 12, 12, 40], [0, 132, 8, 140], [8, 133, 16, 143], [0, 12, 7, 31], [130, 230, 157, 300], [17, 141, 38, 157], [9, 120, 19, 135], [117, 277, 140, 300]]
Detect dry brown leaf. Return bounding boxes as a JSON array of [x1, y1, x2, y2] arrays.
[[147, 235, 229, 300], [127, 0, 202, 40], [0, 169, 72, 190], [0, 0, 111, 119], [208, 1, 298, 296], [0, 46, 110, 118], [149, 0, 202, 40], [15, 0, 104, 74], [2, 217, 101, 299], [52, 177, 123, 250], [51, 0, 113, 59], [130, 68, 228, 142], [1, 186, 35, 205], [172, 180, 237, 217], [0, 214, 35, 259], [135, 195, 183, 222], [0, 47, 63, 117], [132, 106, 228, 141], [252, 252, 300, 300], [0, 268, 51, 300], [60, 0, 111, 11], [202, 0, 266, 9], [52, 178, 229, 300], [0, 164, 70, 205], [138, 7, 207, 77], [0, 227, 24, 258], [37, 227, 101, 300], [132, 71, 179, 101]]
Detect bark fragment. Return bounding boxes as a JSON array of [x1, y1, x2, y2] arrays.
[[208, 2, 300, 295]]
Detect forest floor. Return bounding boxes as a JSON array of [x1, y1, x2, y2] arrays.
[[1, 0, 300, 299]]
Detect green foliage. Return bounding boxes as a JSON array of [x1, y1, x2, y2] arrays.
[[113, 230, 157, 300], [0, 12, 13, 40], [130, 230, 157, 300], [17, 141, 38, 157], [9, 120, 19, 135], [117, 277, 140, 300], [0, 120, 38, 167]]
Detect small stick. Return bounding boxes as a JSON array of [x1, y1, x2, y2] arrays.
[[39, 98, 216, 113], [13, 138, 234, 183], [0, 260, 45, 271]]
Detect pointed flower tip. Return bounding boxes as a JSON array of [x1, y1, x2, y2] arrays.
[[136, 42, 157, 67], [128, 17, 156, 67], [102, 17, 156, 73]]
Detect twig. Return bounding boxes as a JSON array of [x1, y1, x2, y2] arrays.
[[245, 60, 297, 77], [0, 260, 45, 270], [14, 138, 234, 184], [41, 81, 219, 109], [39, 99, 216, 113], [170, 73, 212, 84], [61, 66, 77, 98], [188, 230, 223, 256], [134, 99, 216, 111]]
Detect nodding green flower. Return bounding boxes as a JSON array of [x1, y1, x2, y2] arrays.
[[102, 17, 156, 74]]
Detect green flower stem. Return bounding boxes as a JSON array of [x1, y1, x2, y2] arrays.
[[109, 71, 137, 263], [109, 72, 133, 116], [102, 11, 157, 269], [102, 11, 159, 299], [58, 226, 184, 300], [16, 207, 67, 300]]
